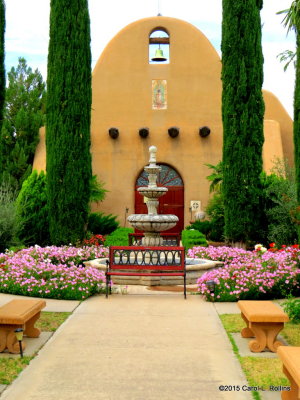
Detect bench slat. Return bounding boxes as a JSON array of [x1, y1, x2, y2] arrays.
[[277, 346, 300, 389], [107, 272, 185, 276], [0, 299, 46, 324], [238, 300, 289, 322], [108, 265, 184, 271]]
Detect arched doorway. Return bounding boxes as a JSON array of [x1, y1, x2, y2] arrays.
[[135, 164, 184, 234]]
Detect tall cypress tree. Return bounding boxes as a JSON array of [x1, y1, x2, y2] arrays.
[[295, 31, 300, 222], [46, 0, 92, 245], [221, 0, 265, 245], [279, 1, 300, 238], [293, 10, 300, 240], [0, 1, 5, 133]]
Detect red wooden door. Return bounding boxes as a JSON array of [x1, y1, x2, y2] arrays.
[[135, 164, 184, 234]]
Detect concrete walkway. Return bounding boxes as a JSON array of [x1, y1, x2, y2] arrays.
[[0, 288, 263, 399]]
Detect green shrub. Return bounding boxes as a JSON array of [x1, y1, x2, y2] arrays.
[[15, 170, 50, 246], [181, 229, 207, 251], [282, 298, 300, 323], [87, 212, 119, 235], [186, 220, 212, 236], [205, 193, 225, 241], [262, 161, 298, 246], [0, 182, 19, 252], [89, 175, 108, 205], [104, 227, 134, 247]]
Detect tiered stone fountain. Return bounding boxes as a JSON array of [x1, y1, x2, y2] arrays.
[[85, 145, 223, 285], [127, 146, 178, 245]]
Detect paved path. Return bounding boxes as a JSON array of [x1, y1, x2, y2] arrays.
[[0, 289, 252, 400]]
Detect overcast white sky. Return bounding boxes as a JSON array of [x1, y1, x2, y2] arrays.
[[5, 0, 296, 117]]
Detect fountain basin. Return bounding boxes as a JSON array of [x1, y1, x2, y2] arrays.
[[137, 187, 168, 198], [127, 214, 178, 232], [84, 257, 223, 286]]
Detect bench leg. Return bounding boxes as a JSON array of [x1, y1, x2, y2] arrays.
[[0, 329, 6, 352], [248, 322, 284, 353], [281, 365, 299, 400], [24, 312, 41, 338], [184, 273, 186, 299], [0, 327, 26, 354], [240, 313, 254, 338], [6, 329, 26, 354]]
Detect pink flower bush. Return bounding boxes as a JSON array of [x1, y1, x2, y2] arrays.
[[190, 246, 300, 302], [0, 245, 109, 300]]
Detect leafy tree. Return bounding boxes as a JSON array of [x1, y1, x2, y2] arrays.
[[15, 171, 106, 247], [221, 0, 265, 245], [205, 193, 225, 242], [89, 175, 107, 205], [0, 57, 46, 190], [277, 49, 296, 71], [15, 170, 50, 246], [46, 1, 92, 245], [277, 2, 300, 72], [203, 161, 225, 242], [0, 181, 19, 252], [0, 0, 5, 134], [262, 159, 298, 246], [205, 162, 223, 194]]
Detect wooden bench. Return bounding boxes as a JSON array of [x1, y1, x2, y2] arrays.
[[238, 300, 289, 353], [0, 299, 46, 354], [106, 246, 186, 298], [277, 346, 300, 400]]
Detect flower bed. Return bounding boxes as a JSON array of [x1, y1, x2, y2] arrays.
[[189, 245, 300, 302], [0, 245, 109, 300]]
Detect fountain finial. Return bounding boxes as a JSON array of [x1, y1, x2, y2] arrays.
[[149, 146, 157, 165]]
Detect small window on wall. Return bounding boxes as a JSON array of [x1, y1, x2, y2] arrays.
[[149, 28, 169, 64]]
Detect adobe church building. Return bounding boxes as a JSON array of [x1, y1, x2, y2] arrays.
[[33, 16, 294, 233]]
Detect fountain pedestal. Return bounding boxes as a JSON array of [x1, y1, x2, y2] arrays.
[[127, 146, 178, 246]]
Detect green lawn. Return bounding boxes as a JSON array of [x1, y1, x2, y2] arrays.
[[219, 313, 297, 399], [0, 312, 71, 385]]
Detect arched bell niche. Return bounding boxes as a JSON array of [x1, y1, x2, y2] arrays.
[[149, 27, 170, 64]]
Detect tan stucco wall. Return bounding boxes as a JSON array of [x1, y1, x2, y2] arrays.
[[263, 120, 284, 174], [33, 16, 294, 229], [263, 90, 294, 166], [90, 16, 223, 226], [33, 126, 46, 172]]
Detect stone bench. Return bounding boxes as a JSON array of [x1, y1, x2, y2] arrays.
[[277, 346, 300, 400], [238, 300, 289, 353], [106, 246, 186, 298], [0, 299, 46, 354]]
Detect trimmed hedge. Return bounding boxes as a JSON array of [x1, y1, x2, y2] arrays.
[[104, 227, 134, 247], [181, 229, 207, 251], [87, 212, 119, 235]]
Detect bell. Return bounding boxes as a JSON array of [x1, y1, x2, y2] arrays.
[[151, 47, 167, 62]]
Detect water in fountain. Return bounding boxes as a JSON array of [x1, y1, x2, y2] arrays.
[[127, 146, 178, 246]]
